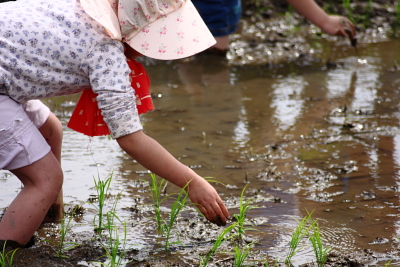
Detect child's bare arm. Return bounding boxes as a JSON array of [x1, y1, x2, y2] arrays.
[[285, 0, 355, 37], [116, 130, 230, 226]]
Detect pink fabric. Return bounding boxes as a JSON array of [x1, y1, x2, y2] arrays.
[[80, 0, 215, 60]]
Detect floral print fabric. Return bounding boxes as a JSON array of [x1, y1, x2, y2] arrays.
[[0, 0, 143, 139]]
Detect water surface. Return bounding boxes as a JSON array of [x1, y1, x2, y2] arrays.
[[1, 39, 400, 266]]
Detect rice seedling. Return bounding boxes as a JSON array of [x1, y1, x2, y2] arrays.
[[98, 211, 131, 267], [92, 173, 113, 233], [199, 221, 239, 266], [232, 243, 253, 267], [285, 6, 295, 28], [149, 173, 168, 233], [392, 1, 400, 37], [0, 242, 18, 267], [163, 185, 189, 250], [384, 260, 392, 266], [91, 188, 132, 267], [264, 258, 278, 267], [53, 207, 80, 258], [362, 0, 372, 28], [284, 212, 313, 265], [309, 220, 330, 267], [342, 0, 355, 23], [233, 184, 257, 240]]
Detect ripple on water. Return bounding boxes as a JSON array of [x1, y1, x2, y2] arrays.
[[320, 225, 359, 253]]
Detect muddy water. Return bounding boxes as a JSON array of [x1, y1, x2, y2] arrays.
[[1, 39, 400, 266]]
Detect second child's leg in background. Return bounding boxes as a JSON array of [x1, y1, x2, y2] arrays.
[[0, 152, 63, 246], [39, 112, 64, 222]]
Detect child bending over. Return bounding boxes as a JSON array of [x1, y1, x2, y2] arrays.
[[0, 0, 230, 248]]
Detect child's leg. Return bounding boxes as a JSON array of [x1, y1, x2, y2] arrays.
[[38, 112, 64, 222], [23, 101, 64, 222], [0, 97, 64, 246], [0, 152, 63, 246]]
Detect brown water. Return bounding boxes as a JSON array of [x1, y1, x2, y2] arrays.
[[1, 39, 400, 266]]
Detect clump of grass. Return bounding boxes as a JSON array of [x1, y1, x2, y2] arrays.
[[0, 242, 18, 267], [284, 212, 314, 265], [99, 211, 131, 267], [232, 243, 253, 267], [53, 207, 79, 258], [91, 188, 132, 267], [149, 173, 168, 233], [233, 184, 257, 240], [392, 2, 400, 37], [362, 0, 372, 28], [199, 221, 239, 266], [92, 173, 113, 233], [163, 185, 189, 250], [149, 174, 229, 251], [342, 0, 355, 23], [264, 258, 278, 267], [309, 220, 330, 267]]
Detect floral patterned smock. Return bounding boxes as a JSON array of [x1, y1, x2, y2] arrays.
[[0, 0, 142, 139]]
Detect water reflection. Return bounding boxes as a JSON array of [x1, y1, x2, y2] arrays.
[[271, 75, 306, 131], [232, 106, 250, 148]]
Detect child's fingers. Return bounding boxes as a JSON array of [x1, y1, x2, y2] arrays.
[[209, 201, 228, 226], [217, 198, 230, 220], [339, 17, 355, 37], [196, 204, 209, 219], [197, 201, 226, 226]]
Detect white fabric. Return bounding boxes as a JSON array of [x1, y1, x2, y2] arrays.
[[0, 96, 51, 170], [23, 100, 51, 128]]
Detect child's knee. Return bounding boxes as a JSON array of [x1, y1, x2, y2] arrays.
[[40, 112, 63, 139], [11, 152, 63, 195]]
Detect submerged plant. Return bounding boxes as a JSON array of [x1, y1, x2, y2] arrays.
[[92, 173, 113, 233], [0, 242, 18, 267], [199, 221, 239, 266], [284, 212, 313, 265], [309, 221, 330, 267]]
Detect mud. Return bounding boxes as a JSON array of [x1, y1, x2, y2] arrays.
[[2, 1, 400, 266]]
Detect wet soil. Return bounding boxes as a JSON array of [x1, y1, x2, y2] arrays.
[[2, 1, 400, 266]]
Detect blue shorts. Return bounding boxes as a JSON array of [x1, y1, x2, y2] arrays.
[[192, 0, 242, 37]]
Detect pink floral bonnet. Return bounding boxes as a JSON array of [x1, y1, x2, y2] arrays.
[[80, 0, 216, 60]]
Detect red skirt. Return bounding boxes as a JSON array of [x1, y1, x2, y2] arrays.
[[67, 59, 154, 136]]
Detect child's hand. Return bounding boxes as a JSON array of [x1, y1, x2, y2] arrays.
[[116, 131, 230, 225], [187, 177, 230, 226], [320, 15, 356, 39]]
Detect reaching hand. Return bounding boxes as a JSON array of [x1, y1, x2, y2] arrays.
[[187, 177, 230, 226], [321, 15, 356, 38]]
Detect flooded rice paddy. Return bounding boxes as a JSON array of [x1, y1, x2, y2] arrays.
[[2, 28, 400, 266]]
